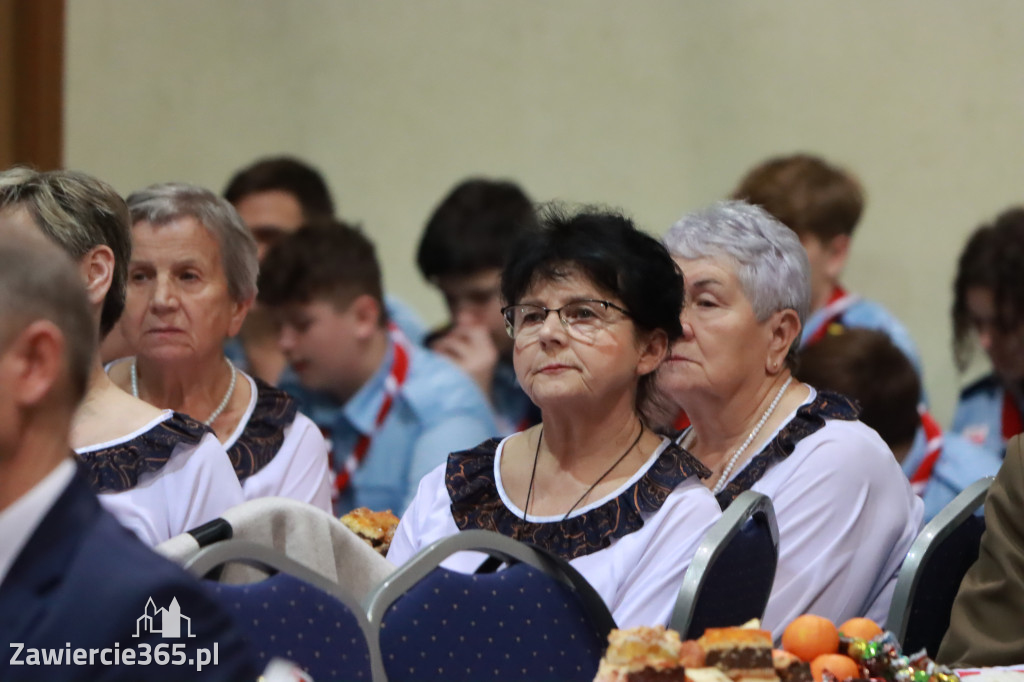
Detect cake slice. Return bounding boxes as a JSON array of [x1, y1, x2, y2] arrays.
[[339, 507, 399, 555], [594, 626, 689, 682], [686, 668, 736, 682], [699, 626, 778, 682]]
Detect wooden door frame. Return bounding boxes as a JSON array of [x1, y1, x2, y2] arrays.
[[0, 0, 65, 171]]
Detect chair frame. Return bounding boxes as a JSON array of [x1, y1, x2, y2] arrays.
[[886, 476, 993, 645], [669, 490, 779, 637], [364, 529, 616, 666], [185, 539, 386, 682]]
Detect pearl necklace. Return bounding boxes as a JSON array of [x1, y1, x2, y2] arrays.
[[685, 376, 793, 495], [131, 357, 238, 426]]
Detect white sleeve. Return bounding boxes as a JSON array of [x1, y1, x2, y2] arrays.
[[755, 420, 924, 640], [241, 412, 333, 512], [570, 478, 722, 629], [98, 432, 245, 545], [387, 463, 457, 565]]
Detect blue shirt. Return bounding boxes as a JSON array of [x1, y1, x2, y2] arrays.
[[901, 425, 1003, 523], [490, 360, 541, 436], [281, 339, 498, 516], [801, 294, 924, 377], [951, 373, 1015, 458]]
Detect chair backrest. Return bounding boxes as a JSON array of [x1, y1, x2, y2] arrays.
[[365, 529, 616, 682], [160, 496, 395, 602], [186, 539, 383, 682], [887, 476, 993, 658], [669, 490, 779, 639]]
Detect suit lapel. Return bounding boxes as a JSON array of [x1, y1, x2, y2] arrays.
[[0, 469, 103, 645]]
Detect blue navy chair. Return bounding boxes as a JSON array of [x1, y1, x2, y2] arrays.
[[670, 490, 779, 639], [887, 476, 993, 658], [186, 539, 383, 682], [365, 529, 615, 682]]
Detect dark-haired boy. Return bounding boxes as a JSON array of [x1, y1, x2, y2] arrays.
[[260, 222, 497, 515], [417, 177, 540, 434], [221, 155, 424, 384]]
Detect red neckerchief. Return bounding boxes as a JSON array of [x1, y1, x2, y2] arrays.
[[333, 327, 411, 498], [1003, 390, 1024, 441], [805, 285, 858, 346], [909, 407, 943, 496], [672, 410, 691, 431]]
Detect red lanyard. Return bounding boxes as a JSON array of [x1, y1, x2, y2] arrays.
[[1002, 391, 1024, 441], [333, 328, 411, 497], [909, 407, 943, 496], [804, 286, 859, 346]]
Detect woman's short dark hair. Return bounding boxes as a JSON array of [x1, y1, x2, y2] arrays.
[[501, 205, 684, 419], [952, 206, 1024, 372]]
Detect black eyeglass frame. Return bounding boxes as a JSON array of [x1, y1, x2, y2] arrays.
[[500, 299, 632, 339]]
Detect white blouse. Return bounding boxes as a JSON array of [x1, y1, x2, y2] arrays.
[[705, 387, 924, 640], [78, 410, 245, 546], [388, 436, 723, 628], [224, 372, 332, 513]]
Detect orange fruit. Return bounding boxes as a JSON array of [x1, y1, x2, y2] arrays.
[[810, 653, 860, 682], [782, 614, 840, 662], [838, 617, 883, 641]]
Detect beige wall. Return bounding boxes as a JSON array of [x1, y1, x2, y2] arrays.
[[65, 1, 1024, 425]]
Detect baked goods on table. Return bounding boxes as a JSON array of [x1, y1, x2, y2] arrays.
[[593, 625, 698, 682], [699, 625, 776, 681], [594, 616, 971, 682], [773, 649, 813, 682], [339, 507, 398, 555]]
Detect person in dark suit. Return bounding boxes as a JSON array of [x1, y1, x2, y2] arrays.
[[937, 433, 1024, 667], [0, 229, 258, 681]]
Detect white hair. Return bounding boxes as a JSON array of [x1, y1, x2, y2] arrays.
[[663, 200, 811, 325], [127, 183, 258, 303]]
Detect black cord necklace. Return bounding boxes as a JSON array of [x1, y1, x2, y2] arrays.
[[520, 422, 646, 531]]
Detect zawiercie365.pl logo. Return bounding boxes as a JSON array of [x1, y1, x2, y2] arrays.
[[9, 596, 220, 672]]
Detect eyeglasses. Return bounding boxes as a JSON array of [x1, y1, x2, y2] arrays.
[[501, 299, 631, 342]]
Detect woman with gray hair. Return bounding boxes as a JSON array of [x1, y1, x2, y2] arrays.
[[0, 168, 245, 546], [659, 199, 922, 638], [107, 183, 331, 511]]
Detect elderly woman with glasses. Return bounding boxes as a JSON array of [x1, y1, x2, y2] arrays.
[[388, 206, 722, 628], [658, 200, 922, 638], [107, 183, 332, 511]]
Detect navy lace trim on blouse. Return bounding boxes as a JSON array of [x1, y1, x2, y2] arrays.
[[447, 437, 711, 561], [76, 412, 212, 493], [228, 376, 298, 482], [713, 390, 861, 510]]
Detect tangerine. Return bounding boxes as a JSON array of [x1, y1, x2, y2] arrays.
[[781, 614, 840, 662], [838, 617, 883, 641], [810, 653, 860, 682]]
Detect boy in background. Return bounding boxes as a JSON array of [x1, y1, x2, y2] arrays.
[[732, 153, 923, 372], [416, 177, 540, 434], [259, 221, 497, 515]]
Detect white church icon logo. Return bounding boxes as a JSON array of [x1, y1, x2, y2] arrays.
[[133, 597, 196, 638]]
